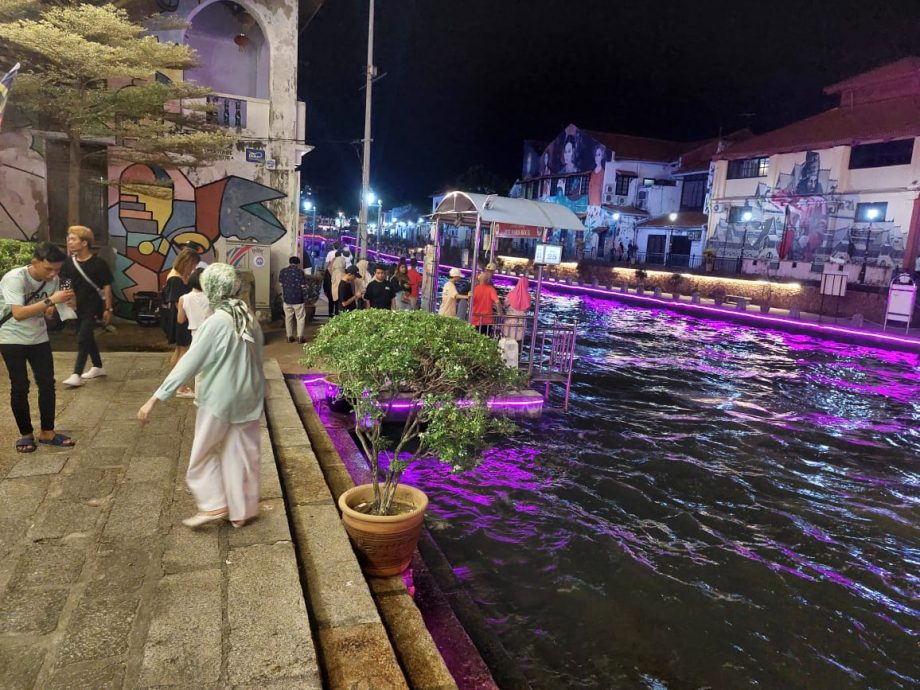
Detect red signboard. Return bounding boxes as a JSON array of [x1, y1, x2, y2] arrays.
[[494, 223, 543, 239]]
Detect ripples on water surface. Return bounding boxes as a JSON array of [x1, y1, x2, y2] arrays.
[[399, 294, 920, 689]]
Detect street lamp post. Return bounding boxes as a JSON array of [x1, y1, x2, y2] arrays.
[[859, 207, 879, 284], [375, 199, 383, 258], [358, 0, 377, 260], [737, 210, 752, 273]]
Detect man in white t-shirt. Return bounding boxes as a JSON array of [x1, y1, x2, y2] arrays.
[[0, 242, 76, 453], [438, 267, 469, 317]]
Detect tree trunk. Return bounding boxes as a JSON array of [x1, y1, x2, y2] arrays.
[[67, 136, 81, 227]]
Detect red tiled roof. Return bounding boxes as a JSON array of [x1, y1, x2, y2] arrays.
[[716, 96, 920, 160], [600, 204, 649, 217], [824, 57, 920, 95], [638, 212, 708, 227], [674, 130, 752, 174], [583, 130, 686, 163]]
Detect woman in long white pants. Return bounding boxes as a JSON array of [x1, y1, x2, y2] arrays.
[[138, 263, 265, 528]]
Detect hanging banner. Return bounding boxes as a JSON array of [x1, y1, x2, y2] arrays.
[[494, 222, 542, 239], [0, 62, 21, 131]]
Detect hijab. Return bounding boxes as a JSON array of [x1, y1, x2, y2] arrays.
[[201, 263, 254, 342], [506, 276, 532, 311]]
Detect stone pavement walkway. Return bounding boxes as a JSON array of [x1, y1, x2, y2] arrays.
[[0, 353, 320, 689]]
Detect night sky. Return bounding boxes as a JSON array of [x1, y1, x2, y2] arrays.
[[297, 0, 920, 214]]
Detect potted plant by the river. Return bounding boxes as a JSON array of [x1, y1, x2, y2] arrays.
[[302, 309, 522, 576], [703, 247, 717, 272]]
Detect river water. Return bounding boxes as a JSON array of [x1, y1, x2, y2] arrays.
[[397, 292, 920, 689]]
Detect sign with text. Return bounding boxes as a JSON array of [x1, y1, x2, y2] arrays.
[[494, 222, 542, 239], [245, 148, 266, 163], [534, 243, 562, 265]]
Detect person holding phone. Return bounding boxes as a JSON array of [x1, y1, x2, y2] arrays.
[[0, 242, 76, 452]]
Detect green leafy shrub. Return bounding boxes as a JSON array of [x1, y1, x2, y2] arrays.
[[0, 240, 36, 277], [303, 309, 524, 515]]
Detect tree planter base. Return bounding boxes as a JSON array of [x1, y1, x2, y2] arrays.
[[338, 484, 429, 576]]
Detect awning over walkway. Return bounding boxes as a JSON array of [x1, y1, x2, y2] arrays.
[[434, 191, 586, 231]]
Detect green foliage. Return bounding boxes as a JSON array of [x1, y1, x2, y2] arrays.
[[0, 239, 35, 276], [703, 247, 717, 259], [303, 309, 523, 515], [668, 272, 682, 288], [635, 268, 648, 282], [0, 1, 234, 216]]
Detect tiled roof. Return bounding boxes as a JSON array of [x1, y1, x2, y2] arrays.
[[824, 56, 920, 95], [583, 130, 686, 163], [716, 96, 920, 160], [600, 204, 649, 217], [674, 130, 752, 174]]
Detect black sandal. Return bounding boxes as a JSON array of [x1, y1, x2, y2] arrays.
[[15, 437, 36, 453]]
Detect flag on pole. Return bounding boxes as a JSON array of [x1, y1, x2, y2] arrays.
[[0, 62, 22, 131]]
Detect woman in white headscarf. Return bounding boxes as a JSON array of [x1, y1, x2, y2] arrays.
[[137, 263, 265, 529]]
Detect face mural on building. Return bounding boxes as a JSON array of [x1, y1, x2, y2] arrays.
[[108, 163, 286, 311], [709, 151, 905, 267]]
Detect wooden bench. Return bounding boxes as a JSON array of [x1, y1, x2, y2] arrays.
[[724, 294, 745, 304]]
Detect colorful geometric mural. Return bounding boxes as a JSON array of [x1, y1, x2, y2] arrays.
[[709, 151, 905, 267], [108, 164, 286, 310]]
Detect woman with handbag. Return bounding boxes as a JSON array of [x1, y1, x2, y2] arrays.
[[60, 226, 114, 388]]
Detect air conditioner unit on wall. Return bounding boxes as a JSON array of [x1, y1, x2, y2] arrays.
[[604, 193, 614, 204], [617, 197, 626, 205], [604, 183, 615, 195]]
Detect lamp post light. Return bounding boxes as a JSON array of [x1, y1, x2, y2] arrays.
[[859, 207, 879, 284], [375, 198, 383, 258], [737, 210, 753, 273]]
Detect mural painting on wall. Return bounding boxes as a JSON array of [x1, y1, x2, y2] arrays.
[[709, 151, 904, 267], [0, 130, 46, 241], [529, 125, 629, 258], [108, 164, 286, 313]]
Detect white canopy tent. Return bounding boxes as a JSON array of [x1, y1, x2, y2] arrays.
[[433, 191, 587, 231]]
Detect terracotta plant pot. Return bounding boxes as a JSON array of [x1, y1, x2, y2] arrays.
[[338, 484, 429, 576]]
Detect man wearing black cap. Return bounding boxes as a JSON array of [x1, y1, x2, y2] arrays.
[[338, 265, 360, 313]]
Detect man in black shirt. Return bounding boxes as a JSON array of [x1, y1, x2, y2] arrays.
[[60, 226, 113, 388], [338, 265, 360, 312], [363, 266, 394, 310]]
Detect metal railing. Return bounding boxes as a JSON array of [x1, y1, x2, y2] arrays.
[[472, 312, 577, 411]]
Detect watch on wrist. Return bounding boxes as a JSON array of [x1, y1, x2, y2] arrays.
[[43, 297, 53, 307]]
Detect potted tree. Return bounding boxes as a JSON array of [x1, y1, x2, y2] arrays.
[[711, 285, 727, 306], [634, 268, 648, 294], [668, 272, 683, 300], [302, 309, 522, 576], [703, 247, 717, 272]]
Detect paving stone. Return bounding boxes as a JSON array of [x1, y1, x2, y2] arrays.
[[124, 455, 173, 484], [6, 453, 69, 478], [228, 499, 291, 548], [102, 480, 165, 541], [0, 517, 29, 561], [137, 569, 222, 688], [45, 659, 125, 690], [0, 638, 46, 690], [29, 500, 102, 541], [91, 421, 141, 448], [377, 594, 458, 690], [10, 542, 86, 588], [318, 623, 409, 690], [0, 586, 69, 633], [0, 476, 50, 518], [277, 446, 332, 504], [55, 402, 108, 430], [162, 523, 220, 575], [58, 592, 140, 664], [87, 543, 151, 595], [69, 447, 127, 469], [60, 468, 119, 502], [290, 503, 379, 629], [227, 543, 319, 687]]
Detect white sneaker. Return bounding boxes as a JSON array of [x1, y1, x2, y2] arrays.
[[81, 367, 107, 380], [62, 374, 84, 387]]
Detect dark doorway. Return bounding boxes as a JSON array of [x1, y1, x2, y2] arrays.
[[647, 234, 666, 264], [670, 235, 692, 267]]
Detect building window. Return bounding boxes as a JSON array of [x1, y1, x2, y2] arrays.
[[680, 174, 707, 211], [615, 175, 631, 196], [728, 206, 753, 223], [726, 157, 769, 179], [855, 202, 887, 222], [848, 139, 913, 169], [642, 178, 655, 187]]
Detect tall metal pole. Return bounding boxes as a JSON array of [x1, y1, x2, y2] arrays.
[[467, 215, 483, 325], [358, 0, 376, 261]]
